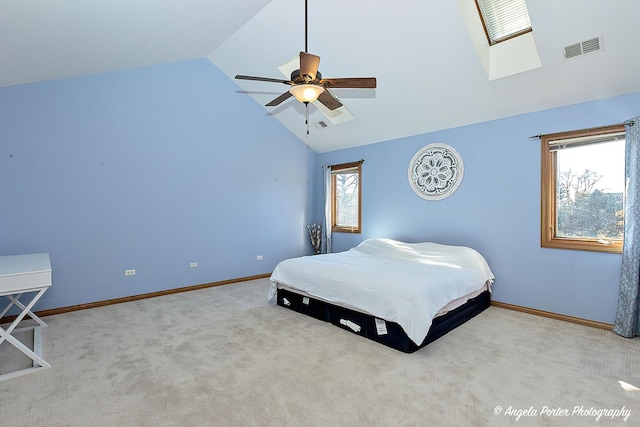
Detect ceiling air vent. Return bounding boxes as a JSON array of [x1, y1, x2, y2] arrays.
[[314, 121, 328, 129], [563, 35, 603, 60]]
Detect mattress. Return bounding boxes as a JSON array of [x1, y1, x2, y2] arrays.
[[269, 238, 495, 346]]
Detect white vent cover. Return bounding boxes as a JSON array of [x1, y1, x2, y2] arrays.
[[563, 35, 603, 60], [314, 121, 328, 129]]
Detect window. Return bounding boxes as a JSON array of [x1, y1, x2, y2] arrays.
[[541, 125, 625, 253], [475, 0, 532, 45], [331, 161, 362, 233]]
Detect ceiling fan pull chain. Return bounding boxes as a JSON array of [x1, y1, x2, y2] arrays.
[[305, 102, 310, 135]]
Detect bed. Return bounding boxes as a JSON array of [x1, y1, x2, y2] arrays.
[[268, 238, 494, 353]]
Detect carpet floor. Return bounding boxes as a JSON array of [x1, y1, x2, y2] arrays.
[[1, 278, 639, 426]]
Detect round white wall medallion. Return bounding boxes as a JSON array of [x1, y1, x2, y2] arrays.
[[408, 143, 464, 200]]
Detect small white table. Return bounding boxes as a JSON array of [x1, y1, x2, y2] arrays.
[[0, 253, 52, 381]]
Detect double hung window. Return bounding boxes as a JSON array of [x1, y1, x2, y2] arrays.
[[331, 162, 362, 233], [540, 125, 625, 253]]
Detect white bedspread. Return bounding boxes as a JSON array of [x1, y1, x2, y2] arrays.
[[269, 238, 494, 345]]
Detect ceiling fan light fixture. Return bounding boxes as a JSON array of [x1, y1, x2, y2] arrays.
[[289, 84, 324, 103]]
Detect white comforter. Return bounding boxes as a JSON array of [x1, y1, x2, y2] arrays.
[[269, 238, 495, 345]]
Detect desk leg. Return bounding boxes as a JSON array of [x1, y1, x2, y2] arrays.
[[0, 293, 21, 318], [5, 294, 48, 327], [0, 288, 47, 346], [0, 327, 50, 369], [0, 287, 51, 381], [33, 326, 44, 368]]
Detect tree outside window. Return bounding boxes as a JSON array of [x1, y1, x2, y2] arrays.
[[556, 169, 623, 240]]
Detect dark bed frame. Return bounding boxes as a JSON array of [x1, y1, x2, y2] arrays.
[[275, 287, 491, 353]]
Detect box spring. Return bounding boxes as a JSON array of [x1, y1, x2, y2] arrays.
[[276, 288, 490, 353]]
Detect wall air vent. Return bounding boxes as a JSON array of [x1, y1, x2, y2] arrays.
[[563, 35, 603, 60]]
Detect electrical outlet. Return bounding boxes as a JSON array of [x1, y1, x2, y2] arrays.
[[189, 262, 198, 268], [256, 255, 263, 261], [125, 269, 136, 276]]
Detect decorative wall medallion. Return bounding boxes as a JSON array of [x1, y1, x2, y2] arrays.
[[408, 143, 464, 200]]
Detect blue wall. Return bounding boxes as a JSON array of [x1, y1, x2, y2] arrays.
[[316, 92, 639, 324], [2, 56, 636, 325], [0, 59, 317, 311]]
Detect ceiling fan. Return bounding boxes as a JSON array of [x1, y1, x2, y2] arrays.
[[235, 0, 377, 134]]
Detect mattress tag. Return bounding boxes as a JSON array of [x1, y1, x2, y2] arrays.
[[302, 297, 310, 305], [340, 319, 362, 333], [375, 318, 388, 335]]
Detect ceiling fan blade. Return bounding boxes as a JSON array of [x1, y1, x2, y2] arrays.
[[317, 90, 343, 111], [265, 91, 293, 107], [235, 75, 292, 85], [320, 77, 377, 89], [299, 52, 320, 81]]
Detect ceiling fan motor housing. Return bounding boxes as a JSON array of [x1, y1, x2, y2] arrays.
[[291, 69, 322, 85]]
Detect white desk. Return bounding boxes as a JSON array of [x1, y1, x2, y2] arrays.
[[0, 253, 52, 381]]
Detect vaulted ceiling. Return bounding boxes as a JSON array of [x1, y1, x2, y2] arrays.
[[2, 0, 639, 153]]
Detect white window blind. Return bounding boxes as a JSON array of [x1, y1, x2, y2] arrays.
[[476, 0, 532, 45], [330, 166, 359, 174], [548, 132, 626, 151]]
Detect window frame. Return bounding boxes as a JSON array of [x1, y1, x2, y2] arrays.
[[540, 124, 625, 254], [331, 161, 362, 234]]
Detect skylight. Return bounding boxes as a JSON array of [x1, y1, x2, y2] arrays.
[[475, 0, 532, 45]]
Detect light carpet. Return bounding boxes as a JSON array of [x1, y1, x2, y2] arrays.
[[1, 278, 639, 426]]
